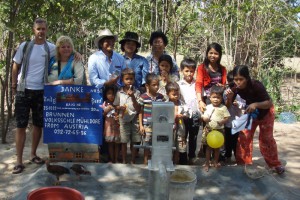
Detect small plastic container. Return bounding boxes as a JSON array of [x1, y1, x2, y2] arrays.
[[169, 169, 197, 200], [279, 112, 297, 124], [27, 187, 84, 200]]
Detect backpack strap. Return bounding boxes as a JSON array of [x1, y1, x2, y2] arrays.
[[21, 40, 30, 65]]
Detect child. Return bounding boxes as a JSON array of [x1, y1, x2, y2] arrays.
[[102, 85, 120, 163], [165, 82, 188, 165], [202, 85, 230, 172], [224, 71, 246, 163], [157, 54, 178, 98], [138, 73, 165, 164], [114, 68, 141, 164], [177, 58, 201, 164]]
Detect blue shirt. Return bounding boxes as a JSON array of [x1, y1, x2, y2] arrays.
[[146, 52, 179, 78], [88, 50, 125, 89], [124, 54, 149, 89]]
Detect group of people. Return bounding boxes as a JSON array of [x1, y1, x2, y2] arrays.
[[11, 17, 285, 175]]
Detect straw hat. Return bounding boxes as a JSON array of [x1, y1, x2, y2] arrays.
[[119, 32, 141, 48], [94, 29, 118, 48]]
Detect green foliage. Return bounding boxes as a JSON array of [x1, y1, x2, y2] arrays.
[[257, 64, 291, 104]]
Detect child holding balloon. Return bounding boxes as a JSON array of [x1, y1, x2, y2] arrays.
[[201, 85, 230, 172]]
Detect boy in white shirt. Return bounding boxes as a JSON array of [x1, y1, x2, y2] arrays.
[[177, 58, 201, 164]]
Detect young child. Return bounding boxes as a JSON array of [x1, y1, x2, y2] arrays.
[[224, 71, 246, 163], [114, 68, 141, 164], [165, 82, 188, 165], [202, 85, 230, 172], [177, 58, 201, 164], [157, 54, 177, 98], [102, 85, 120, 163], [138, 73, 165, 164]]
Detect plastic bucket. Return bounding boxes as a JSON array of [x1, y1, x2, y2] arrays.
[[169, 169, 197, 200], [279, 112, 297, 124], [27, 187, 84, 200]]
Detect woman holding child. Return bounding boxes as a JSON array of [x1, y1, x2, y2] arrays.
[[226, 65, 285, 174], [195, 43, 227, 159]]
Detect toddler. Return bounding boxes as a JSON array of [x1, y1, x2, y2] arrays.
[[102, 85, 120, 163], [202, 85, 230, 171]]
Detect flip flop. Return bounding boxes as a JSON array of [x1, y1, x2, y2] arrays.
[[275, 166, 285, 174], [12, 164, 25, 174], [30, 156, 45, 164]]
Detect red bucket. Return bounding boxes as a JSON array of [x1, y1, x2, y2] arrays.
[[27, 187, 84, 200]]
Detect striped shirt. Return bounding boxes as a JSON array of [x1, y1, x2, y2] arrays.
[[138, 93, 165, 125]]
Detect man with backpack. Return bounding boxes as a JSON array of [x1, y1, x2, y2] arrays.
[[11, 18, 56, 174]]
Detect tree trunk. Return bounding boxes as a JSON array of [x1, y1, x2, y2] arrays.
[[1, 0, 21, 143]]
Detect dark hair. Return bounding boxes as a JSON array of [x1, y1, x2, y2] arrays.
[[226, 70, 235, 88], [120, 41, 139, 53], [165, 82, 180, 94], [149, 31, 168, 46], [203, 42, 222, 68], [121, 67, 135, 81], [98, 36, 115, 50], [145, 73, 159, 85], [227, 70, 234, 83], [103, 85, 118, 101], [232, 65, 251, 82], [210, 85, 224, 96], [180, 58, 197, 70], [158, 54, 173, 73]]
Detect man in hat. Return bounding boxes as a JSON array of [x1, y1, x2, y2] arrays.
[[119, 31, 149, 92], [88, 28, 125, 89]]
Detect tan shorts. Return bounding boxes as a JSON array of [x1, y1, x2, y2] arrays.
[[119, 116, 141, 143]]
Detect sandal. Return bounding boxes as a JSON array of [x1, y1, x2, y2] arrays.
[[275, 166, 285, 174], [12, 164, 25, 174], [30, 156, 45, 164]]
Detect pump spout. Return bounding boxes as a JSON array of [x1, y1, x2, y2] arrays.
[[148, 162, 169, 200]]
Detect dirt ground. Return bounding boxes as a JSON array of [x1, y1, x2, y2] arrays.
[[0, 119, 300, 199]]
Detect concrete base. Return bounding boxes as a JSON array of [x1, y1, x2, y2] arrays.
[[13, 163, 297, 200]]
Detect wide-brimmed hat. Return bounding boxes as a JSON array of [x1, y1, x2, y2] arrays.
[[119, 32, 141, 48], [94, 29, 118, 48]]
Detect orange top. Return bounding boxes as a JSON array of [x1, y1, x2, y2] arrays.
[[195, 63, 227, 93]]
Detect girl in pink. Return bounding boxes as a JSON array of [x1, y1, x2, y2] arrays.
[[102, 85, 120, 163]]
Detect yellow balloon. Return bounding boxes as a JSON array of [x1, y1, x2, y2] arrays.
[[207, 130, 224, 148]]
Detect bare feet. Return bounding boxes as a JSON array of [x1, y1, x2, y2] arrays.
[[204, 162, 210, 172], [143, 159, 148, 165], [213, 161, 221, 168]]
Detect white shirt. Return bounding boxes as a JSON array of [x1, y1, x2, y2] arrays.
[[177, 79, 199, 112], [223, 92, 246, 127], [13, 41, 55, 90], [113, 87, 140, 122]]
